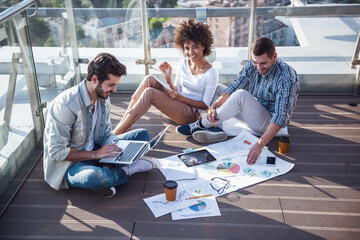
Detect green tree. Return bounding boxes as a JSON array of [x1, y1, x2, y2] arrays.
[[149, 18, 163, 30], [40, 0, 65, 8], [44, 37, 58, 47], [28, 17, 51, 46], [76, 23, 85, 39], [89, 39, 99, 47], [123, 0, 140, 8], [149, 17, 169, 30]]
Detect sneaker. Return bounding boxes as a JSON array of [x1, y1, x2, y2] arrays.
[[192, 127, 227, 143], [94, 187, 116, 198], [128, 158, 154, 176], [176, 120, 205, 136]]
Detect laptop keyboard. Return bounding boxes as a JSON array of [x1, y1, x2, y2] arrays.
[[115, 142, 145, 163]]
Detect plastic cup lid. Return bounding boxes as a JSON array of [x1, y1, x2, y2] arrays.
[[279, 136, 290, 143], [163, 180, 178, 189]]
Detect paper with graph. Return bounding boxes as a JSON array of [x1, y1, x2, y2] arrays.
[[154, 129, 294, 195], [171, 197, 221, 220], [150, 129, 294, 220]]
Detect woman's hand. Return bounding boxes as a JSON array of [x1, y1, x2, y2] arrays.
[[159, 61, 172, 83], [167, 90, 181, 100]]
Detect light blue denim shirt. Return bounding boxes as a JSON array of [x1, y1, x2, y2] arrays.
[[43, 79, 118, 190]]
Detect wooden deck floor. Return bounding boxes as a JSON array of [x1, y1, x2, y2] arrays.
[[0, 94, 360, 240]]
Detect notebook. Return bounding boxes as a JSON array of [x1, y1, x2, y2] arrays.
[[100, 126, 169, 165]]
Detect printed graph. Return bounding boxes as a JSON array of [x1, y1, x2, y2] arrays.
[[216, 162, 241, 175], [189, 201, 207, 211]]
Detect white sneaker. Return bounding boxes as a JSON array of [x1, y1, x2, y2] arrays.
[[192, 127, 227, 143], [128, 158, 154, 176]]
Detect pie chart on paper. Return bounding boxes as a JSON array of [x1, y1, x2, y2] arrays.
[[189, 201, 207, 211], [216, 162, 241, 175]]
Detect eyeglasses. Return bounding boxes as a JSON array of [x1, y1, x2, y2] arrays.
[[210, 177, 230, 195]]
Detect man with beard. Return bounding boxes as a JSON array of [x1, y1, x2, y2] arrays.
[[43, 53, 154, 197]]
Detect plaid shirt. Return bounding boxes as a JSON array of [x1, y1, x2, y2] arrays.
[[225, 58, 300, 127]]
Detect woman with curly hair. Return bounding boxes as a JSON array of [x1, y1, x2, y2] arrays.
[[113, 19, 218, 135]]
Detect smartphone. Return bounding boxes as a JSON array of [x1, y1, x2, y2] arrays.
[[266, 157, 276, 166]]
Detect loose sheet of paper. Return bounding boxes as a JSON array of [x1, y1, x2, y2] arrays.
[[154, 76, 172, 91], [165, 166, 196, 181], [144, 192, 200, 218]]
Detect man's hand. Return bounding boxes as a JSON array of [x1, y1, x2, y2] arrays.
[[246, 142, 263, 164], [206, 92, 230, 123], [66, 144, 123, 162], [246, 123, 281, 164], [95, 144, 122, 159]]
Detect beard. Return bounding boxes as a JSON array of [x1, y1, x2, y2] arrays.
[[95, 82, 112, 100]]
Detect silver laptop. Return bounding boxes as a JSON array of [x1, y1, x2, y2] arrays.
[[99, 126, 169, 165]]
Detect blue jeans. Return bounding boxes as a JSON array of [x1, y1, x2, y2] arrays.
[[65, 128, 150, 190]]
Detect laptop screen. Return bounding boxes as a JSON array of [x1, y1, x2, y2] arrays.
[[149, 125, 169, 149]]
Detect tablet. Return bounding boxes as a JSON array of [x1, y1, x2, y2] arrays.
[[178, 149, 217, 167]]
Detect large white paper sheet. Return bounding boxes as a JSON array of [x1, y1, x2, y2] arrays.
[[156, 130, 294, 197], [146, 130, 294, 219], [171, 197, 221, 220]]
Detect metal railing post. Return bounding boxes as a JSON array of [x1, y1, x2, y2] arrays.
[[248, 0, 257, 59], [4, 53, 21, 128], [351, 32, 360, 95], [12, 14, 44, 146], [65, 0, 81, 84], [140, 0, 151, 76], [355, 67, 360, 95], [0, 0, 38, 25], [61, 13, 68, 56]]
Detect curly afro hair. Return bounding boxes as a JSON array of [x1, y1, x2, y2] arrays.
[[173, 19, 214, 57]]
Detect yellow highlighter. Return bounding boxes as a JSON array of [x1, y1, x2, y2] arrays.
[[208, 107, 216, 127]]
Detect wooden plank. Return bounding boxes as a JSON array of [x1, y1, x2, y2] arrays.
[[0, 222, 134, 240], [1, 94, 360, 240]]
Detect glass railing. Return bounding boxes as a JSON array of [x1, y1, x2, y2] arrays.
[[0, 0, 44, 215], [0, 0, 359, 215], [24, 2, 360, 95]]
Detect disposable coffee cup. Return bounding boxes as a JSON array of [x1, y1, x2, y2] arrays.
[[163, 180, 178, 201], [278, 136, 290, 154]]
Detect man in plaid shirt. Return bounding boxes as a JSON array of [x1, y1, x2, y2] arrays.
[[176, 37, 300, 164]]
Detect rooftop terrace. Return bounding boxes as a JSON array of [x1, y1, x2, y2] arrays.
[[0, 93, 359, 240], [0, 1, 360, 239]]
